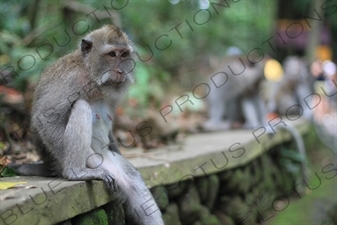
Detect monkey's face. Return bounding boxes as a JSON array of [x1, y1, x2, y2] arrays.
[[283, 57, 305, 83], [80, 25, 136, 92], [98, 46, 136, 88]]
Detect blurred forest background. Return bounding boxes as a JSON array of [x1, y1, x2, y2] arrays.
[[1, 1, 336, 224], [0, 0, 336, 149]]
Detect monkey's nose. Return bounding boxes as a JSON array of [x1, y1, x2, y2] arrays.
[[114, 74, 126, 85]]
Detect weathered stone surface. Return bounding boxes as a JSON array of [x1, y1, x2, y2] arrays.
[[199, 206, 221, 225], [72, 208, 108, 225], [261, 155, 276, 191], [176, 187, 202, 224], [278, 168, 294, 192], [218, 170, 233, 182], [162, 203, 182, 225], [166, 180, 193, 199], [57, 220, 72, 225], [0, 120, 310, 225], [204, 174, 220, 209], [221, 195, 245, 223], [196, 177, 209, 203], [236, 166, 251, 194], [223, 168, 244, 193], [214, 211, 235, 225], [0, 177, 114, 225], [250, 160, 262, 185], [103, 202, 125, 225], [269, 161, 281, 183], [150, 185, 169, 211]]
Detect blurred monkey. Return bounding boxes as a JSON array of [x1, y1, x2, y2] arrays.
[[204, 54, 267, 131], [204, 54, 309, 185], [267, 56, 315, 119]]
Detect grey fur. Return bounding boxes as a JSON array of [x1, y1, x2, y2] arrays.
[[204, 56, 267, 130], [12, 25, 164, 225], [268, 56, 315, 119]]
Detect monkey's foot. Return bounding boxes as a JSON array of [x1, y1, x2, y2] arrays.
[[203, 120, 231, 131], [62, 168, 116, 193]]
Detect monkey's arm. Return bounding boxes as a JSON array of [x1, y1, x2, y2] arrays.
[[56, 99, 115, 191]]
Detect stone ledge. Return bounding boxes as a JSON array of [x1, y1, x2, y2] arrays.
[[0, 119, 310, 225], [0, 177, 113, 225], [130, 118, 310, 187]]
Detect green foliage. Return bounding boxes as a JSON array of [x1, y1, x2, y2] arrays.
[[72, 208, 108, 225], [0, 166, 19, 177], [279, 147, 305, 176], [0, 1, 59, 91], [121, 0, 277, 68], [0, 0, 278, 104], [127, 54, 171, 107]]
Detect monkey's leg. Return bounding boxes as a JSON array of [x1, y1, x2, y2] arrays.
[[205, 89, 231, 130], [296, 84, 313, 119], [225, 98, 243, 122], [256, 95, 268, 125], [97, 151, 164, 225], [242, 95, 263, 129], [61, 99, 115, 191], [208, 95, 226, 124]]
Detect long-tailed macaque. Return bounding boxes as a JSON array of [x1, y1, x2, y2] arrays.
[[267, 56, 315, 119], [10, 25, 164, 225], [204, 55, 309, 184], [204, 55, 267, 131]]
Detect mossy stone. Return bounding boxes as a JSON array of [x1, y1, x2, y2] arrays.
[[151, 185, 169, 211], [162, 203, 182, 225], [176, 187, 201, 224], [72, 208, 108, 225], [103, 202, 125, 225]]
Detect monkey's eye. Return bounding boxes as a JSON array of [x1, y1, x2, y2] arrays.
[[121, 52, 129, 57], [109, 51, 116, 57]]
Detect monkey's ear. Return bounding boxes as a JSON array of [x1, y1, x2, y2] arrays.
[[81, 39, 93, 55]]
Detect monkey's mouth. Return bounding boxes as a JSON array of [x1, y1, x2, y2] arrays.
[[101, 74, 126, 86], [104, 79, 124, 86]]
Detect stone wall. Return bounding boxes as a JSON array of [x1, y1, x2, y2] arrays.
[[1, 120, 310, 225], [61, 141, 304, 225]]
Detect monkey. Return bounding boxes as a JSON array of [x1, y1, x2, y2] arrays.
[[203, 54, 309, 184], [9, 25, 164, 225], [204, 54, 268, 131], [267, 56, 315, 119]]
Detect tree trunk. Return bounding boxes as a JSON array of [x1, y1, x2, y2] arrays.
[[305, 0, 324, 64]]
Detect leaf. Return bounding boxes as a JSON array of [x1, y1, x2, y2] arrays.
[[280, 148, 305, 163], [0, 166, 19, 177], [0, 182, 27, 190]]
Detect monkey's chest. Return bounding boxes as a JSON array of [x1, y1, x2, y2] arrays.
[[89, 101, 113, 151]]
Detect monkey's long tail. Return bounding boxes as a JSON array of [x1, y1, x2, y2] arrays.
[[277, 124, 309, 183]]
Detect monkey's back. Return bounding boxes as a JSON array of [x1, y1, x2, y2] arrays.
[[30, 50, 90, 169]]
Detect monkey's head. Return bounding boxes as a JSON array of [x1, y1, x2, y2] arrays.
[[80, 25, 135, 92]]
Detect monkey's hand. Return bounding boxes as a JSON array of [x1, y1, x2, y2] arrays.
[[62, 168, 117, 193]]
